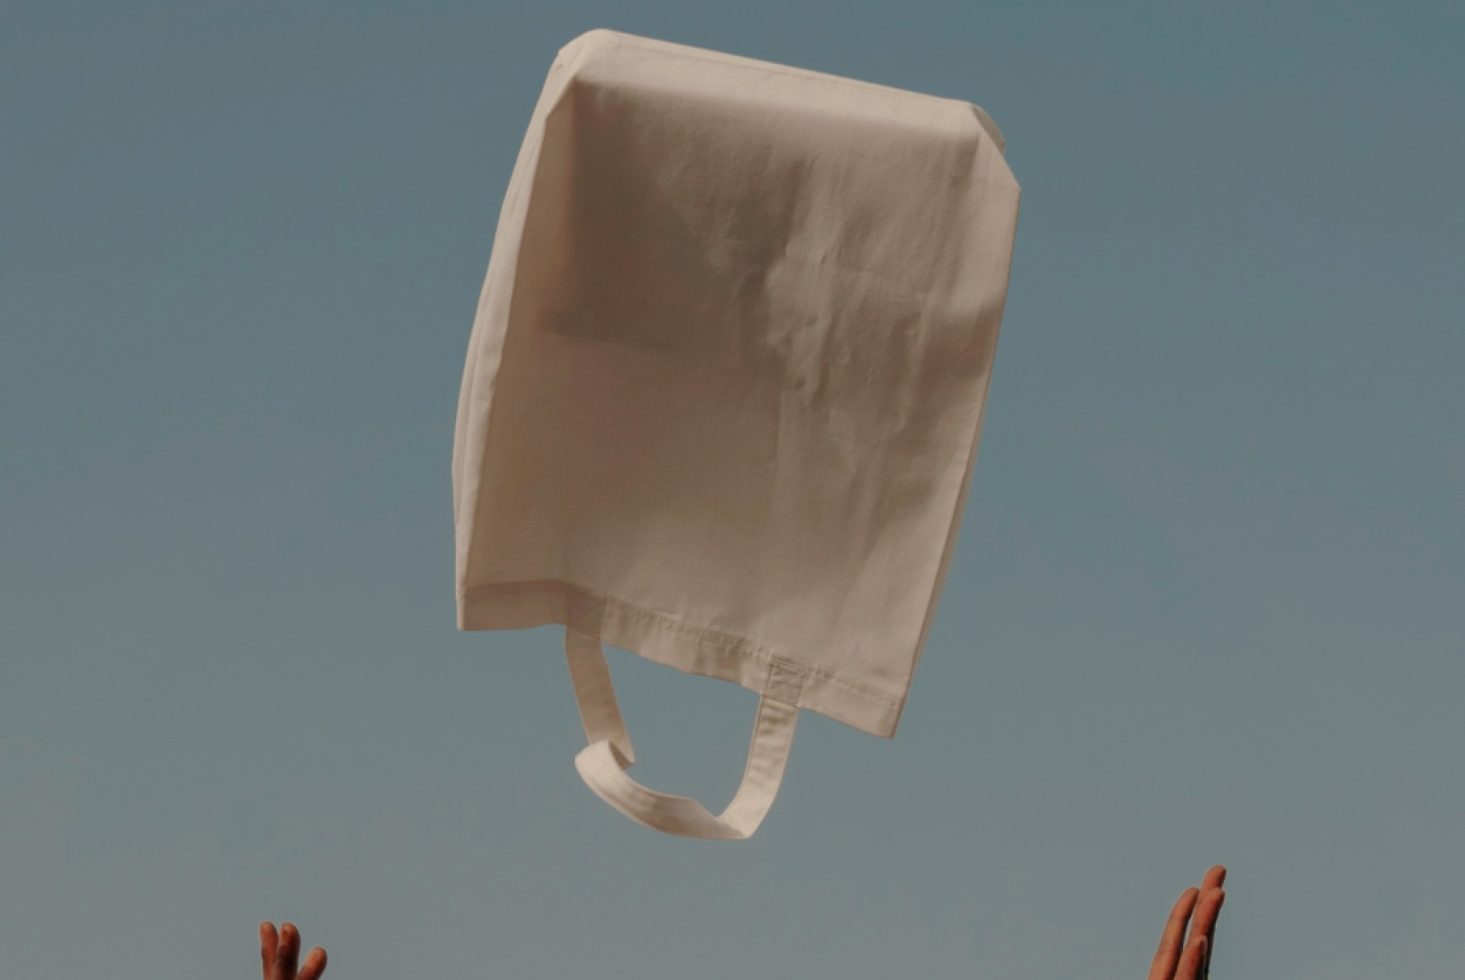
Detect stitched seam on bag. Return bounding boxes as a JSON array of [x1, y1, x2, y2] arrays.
[[763, 658, 807, 705], [592, 587, 891, 705], [461, 580, 900, 707]]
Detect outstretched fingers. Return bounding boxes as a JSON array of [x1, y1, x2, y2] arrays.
[[1148, 887, 1199, 980], [260, 921, 316, 980], [1192, 886, 1226, 948], [259, 922, 277, 980], [277, 922, 301, 980], [1201, 865, 1227, 891], [298, 945, 329, 980], [1193, 867, 1227, 977]]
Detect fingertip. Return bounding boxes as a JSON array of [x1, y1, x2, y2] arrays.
[[259, 921, 278, 965], [1169, 886, 1199, 921], [278, 921, 301, 955], [303, 946, 329, 980]]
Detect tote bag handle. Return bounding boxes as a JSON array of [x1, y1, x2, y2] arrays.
[[564, 628, 804, 839]]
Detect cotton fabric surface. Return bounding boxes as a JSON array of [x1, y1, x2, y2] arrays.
[[453, 28, 1020, 838]]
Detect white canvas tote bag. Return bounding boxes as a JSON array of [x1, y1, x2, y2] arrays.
[[453, 29, 1020, 839]]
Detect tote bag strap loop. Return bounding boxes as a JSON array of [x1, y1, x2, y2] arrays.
[[564, 628, 803, 840]]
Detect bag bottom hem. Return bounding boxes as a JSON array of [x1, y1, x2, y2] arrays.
[[458, 579, 903, 738]]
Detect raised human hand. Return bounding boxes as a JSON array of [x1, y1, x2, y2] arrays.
[[1147, 865, 1227, 980], [260, 921, 327, 980]]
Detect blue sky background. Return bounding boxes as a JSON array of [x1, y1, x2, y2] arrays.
[[3, 2, 1462, 978]]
